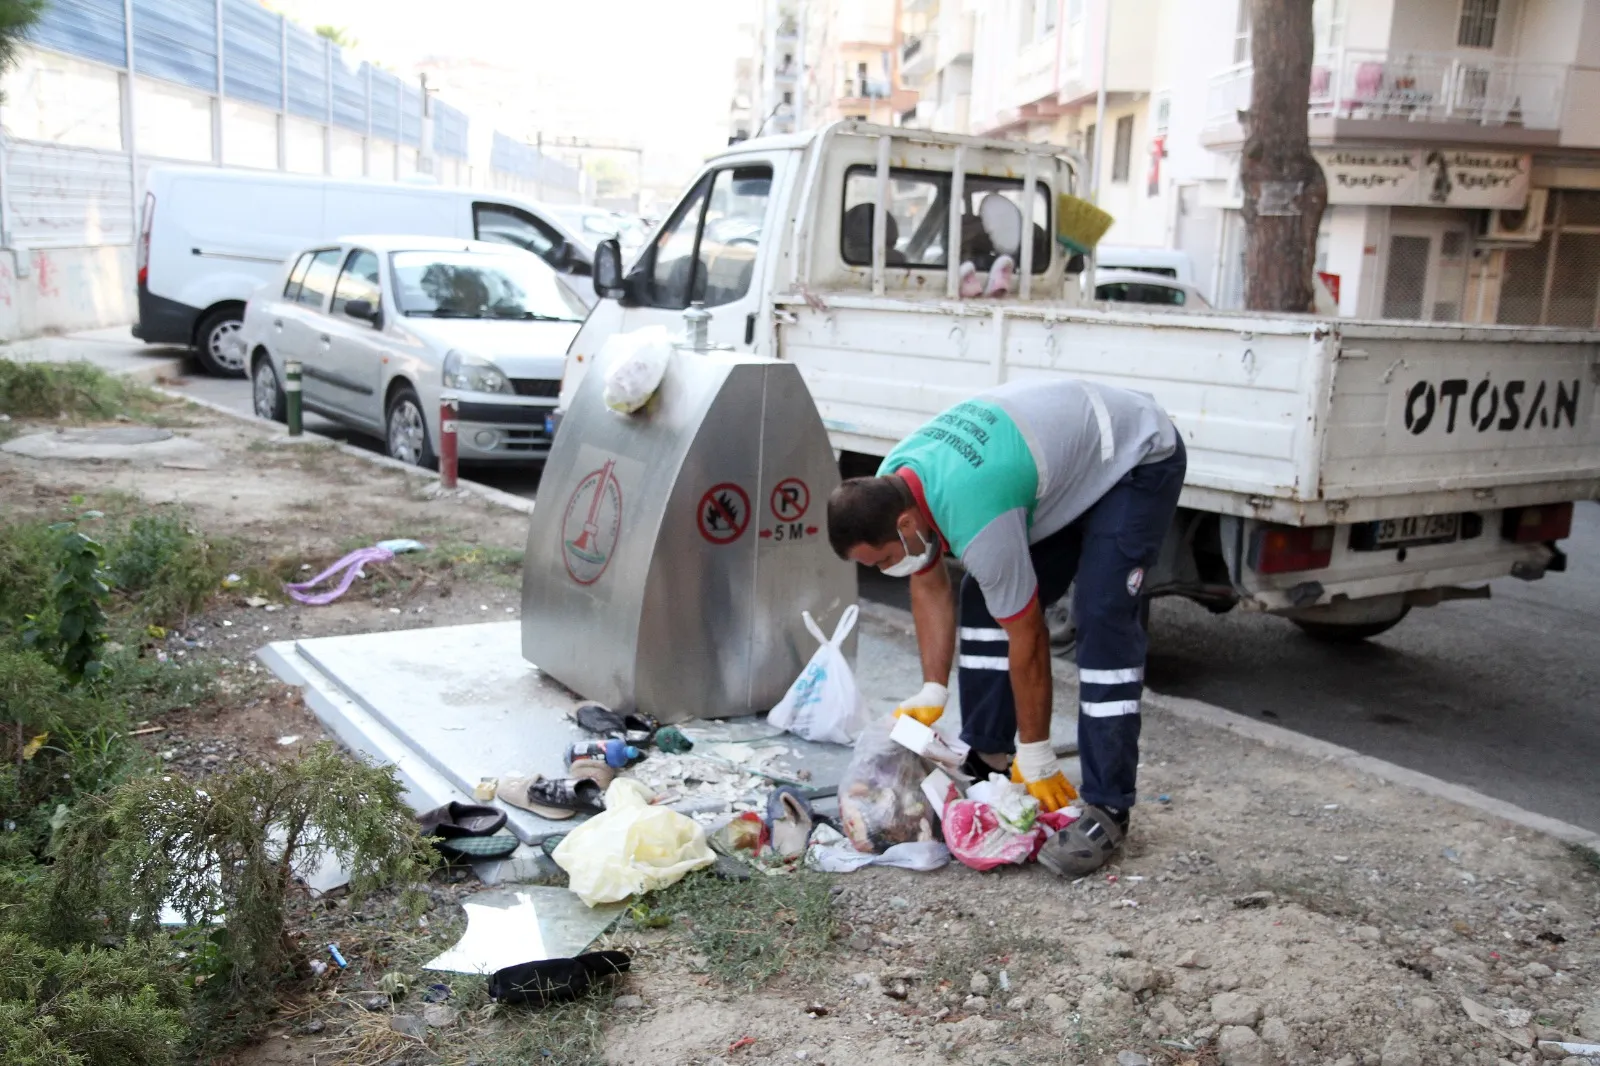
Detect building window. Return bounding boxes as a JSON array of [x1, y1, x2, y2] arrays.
[[783, 91, 793, 105], [1458, 0, 1499, 48], [1111, 115, 1134, 183], [1233, 1, 1252, 64]]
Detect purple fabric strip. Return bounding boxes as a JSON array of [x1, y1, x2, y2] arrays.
[[283, 546, 396, 606]]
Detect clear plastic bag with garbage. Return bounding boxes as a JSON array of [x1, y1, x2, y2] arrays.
[[551, 779, 715, 906], [836, 714, 936, 853], [601, 325, 674, 414]]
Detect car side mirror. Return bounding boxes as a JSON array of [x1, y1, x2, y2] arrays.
[[344, 298, 379, 325], [593, 238, 628, 301]]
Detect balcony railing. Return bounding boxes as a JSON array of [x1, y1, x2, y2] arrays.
[[902, 35, 924, 64], [1205, 49, 1568, 132]]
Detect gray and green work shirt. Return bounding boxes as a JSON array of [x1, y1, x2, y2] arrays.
[[877, 379, 1179, 621]]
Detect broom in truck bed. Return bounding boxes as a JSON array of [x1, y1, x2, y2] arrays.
[[1055, 193, 1115, 257]]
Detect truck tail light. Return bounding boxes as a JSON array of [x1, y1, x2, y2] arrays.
[[137, 191, 154, 288], [1249, 524, 1335, 575], [1501, 502, 1573, 544]]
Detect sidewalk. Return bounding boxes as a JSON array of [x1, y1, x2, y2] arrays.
[[0, 324, 191, 384]]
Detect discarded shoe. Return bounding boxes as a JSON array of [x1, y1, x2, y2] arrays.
[[498, 775, 608, 820], [766, 785, 816, 859], [573, 701, 660, 743], [654, 725, 694, 754], [432, 831, 520, 861], [416, 802, 507, 839], [487, 950, 632, 1007], [1036, 804, 1125, 878]]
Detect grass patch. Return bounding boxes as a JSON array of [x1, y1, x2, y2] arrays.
[[0, 360, 168, 421], [106, 509, 232, 626], [649, 868, 837, 988]]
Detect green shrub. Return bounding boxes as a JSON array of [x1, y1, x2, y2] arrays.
[[106, 511, 229, 626], [0, 361, 141, 421], [0, 519, 58, 638]]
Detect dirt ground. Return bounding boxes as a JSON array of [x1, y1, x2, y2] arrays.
[[2, 401, 1597, 1066]]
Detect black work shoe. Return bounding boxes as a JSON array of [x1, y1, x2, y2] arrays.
[[959, 749, 1012, 782]]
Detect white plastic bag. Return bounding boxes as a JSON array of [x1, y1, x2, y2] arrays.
[[550, 779, 715, 906], [767, 605, 866, 746], [601, 325, 674, 413]]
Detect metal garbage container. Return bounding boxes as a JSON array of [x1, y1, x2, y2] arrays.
[[521, 314, 857, 723]]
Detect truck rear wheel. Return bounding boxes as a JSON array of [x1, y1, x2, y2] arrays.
[[1290, 608, 1410, 643], [195, 305, 247, 378]]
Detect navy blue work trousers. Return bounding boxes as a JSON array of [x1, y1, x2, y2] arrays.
[[956, 437, 1187, 810]]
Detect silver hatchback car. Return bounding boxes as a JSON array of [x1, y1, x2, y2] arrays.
[[240, 236, 587, 466]]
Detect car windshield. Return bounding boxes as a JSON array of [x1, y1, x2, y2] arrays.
[[389, 250, 587, 321]]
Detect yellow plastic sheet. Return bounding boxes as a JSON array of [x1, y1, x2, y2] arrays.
[[551, 779, 715, 907]]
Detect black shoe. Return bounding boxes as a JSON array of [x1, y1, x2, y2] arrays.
[[959, 749, 1012, 782], [488, 950, 631, 1006]]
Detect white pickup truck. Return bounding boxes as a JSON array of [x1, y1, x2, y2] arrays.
[[558, 122, 1600, 641]]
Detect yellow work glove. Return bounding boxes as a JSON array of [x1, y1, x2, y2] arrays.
[[893, 681, 948, 727], [1012, 739, 1079, 812]]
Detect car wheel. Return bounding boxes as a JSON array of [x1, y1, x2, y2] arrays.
[[195, 306, 247, 377], [385, 386, 436, 469], [251, 355, 286, 423], [1291, 608, 1409, 643]]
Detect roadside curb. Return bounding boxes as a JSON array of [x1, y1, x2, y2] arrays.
[[117, 356, 191, 385], [857, 599, 1600, 849], [154, 386, 536, 516]]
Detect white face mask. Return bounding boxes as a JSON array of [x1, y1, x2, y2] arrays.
[[881, 528, 936, 578]]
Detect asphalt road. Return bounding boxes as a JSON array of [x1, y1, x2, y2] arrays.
[[170, 371, 1600, 834]]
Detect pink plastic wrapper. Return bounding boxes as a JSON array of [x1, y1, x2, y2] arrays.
[[942, 799, 1078, 872]]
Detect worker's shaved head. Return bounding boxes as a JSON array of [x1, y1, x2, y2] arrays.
[[827, 476, 912, 559]]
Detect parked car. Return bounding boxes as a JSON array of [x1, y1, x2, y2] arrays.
[[548, 206, 650, 255], [1093, 268, 1213, 308], [135, 166, 596, 377], [1095, 245, 1197, 284], [241, 236, 585, 467]]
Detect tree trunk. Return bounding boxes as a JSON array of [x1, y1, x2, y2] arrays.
[[1241, 0, 1328, 312]]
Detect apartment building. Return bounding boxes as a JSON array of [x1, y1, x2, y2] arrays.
[[898, 0, 977, 132], [801, 0, 919, 126], [959, 0, 1600, 327], [750, 0, 803, 136]]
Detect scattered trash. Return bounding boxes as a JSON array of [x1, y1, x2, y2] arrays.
[[1442, 847, 1460, 861], [222, 573, 243, 588], [328, 944, 348, 968], [283, 545, 396, 606], [1461, 996, 1535, 1049], [889, 714, 970, 778], [566, 738, 643, 769], [1233, 891, 1275, 909], [488, 950, 631, 1007], [276, 735, 300, 746], [837, 715, 935, 853], [709, 811, 769, 857], [767, 606, 867, 746], [1323, 803, 1339, 810], [376, 538, 426, 554], [244, 595, 269, 608], [804, 1003, 829, 1017], [1537, 1041, 1600, 1059], [128, 726, 165, 737], [421, 983, 452, 1003], [308, 959, 328, 977], [1157, 794, 1171, 804], [806, 823, 949, 873], [766, 786, 816, 859], [654, 725, 694, 754], [474, 777, 499, 802], [551, 779, 715, 906], [728, 1035, 758, 1053]]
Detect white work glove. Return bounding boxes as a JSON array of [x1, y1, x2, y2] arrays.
[[1011, 739, 1078, 812], [893, 681, 948, 727]]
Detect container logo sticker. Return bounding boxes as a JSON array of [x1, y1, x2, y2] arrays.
[[561, 459, 622, 585], [698, 483, 751, 544], [1125, 566, 1144, 597]]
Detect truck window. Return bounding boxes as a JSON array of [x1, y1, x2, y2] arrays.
[[296, 248, 344, 310], [331, 248, 381, 317], [841, 166, 1052, 274], [283, 253, 312, 300], [645, 164, 772, 310]]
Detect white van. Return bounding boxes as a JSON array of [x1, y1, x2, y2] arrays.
[[134, 167, 594, 375]]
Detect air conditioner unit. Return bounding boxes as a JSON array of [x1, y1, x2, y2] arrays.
[[1484, 189, 1547, 242]]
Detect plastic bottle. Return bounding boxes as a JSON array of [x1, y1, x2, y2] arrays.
[[565, 739, 641, 769]]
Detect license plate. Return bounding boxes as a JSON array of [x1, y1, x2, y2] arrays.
[[1350, 514, 1460, 551]]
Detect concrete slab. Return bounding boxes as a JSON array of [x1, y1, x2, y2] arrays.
[[1, 326, 190, 383], [262, 618, 1086, 848], [1, 426, 215, 466]]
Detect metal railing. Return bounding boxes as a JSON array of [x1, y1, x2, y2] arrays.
[[1205, 49, 1569, 131]]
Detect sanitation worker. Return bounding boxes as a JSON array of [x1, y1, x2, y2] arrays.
[[826, 379, 1185, 876]]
